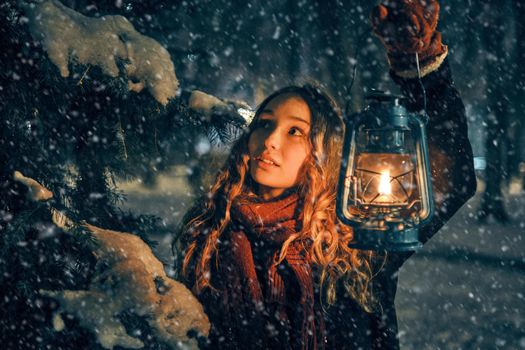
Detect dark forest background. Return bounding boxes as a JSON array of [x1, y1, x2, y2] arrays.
[[60, 0, 523, 219], [4, 0, 524, 220]]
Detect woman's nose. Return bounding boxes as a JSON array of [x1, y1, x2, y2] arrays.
[[264, 129, 281, 150]]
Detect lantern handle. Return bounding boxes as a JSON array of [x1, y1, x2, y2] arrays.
[[343, 25, 370, 117], [415, 52, 428, 115], [408, 113, 434, 225], [336, 111, 366, 227]]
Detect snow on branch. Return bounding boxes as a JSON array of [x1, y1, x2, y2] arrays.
[[14, 171, 210, 349], [25, 0, 179, 105], [13, 170, 54, 202]]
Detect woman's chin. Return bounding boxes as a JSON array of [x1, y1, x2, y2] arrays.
[[250, 174, 283, 195]]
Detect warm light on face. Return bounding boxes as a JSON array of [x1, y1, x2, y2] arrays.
[[378, 171, 392, 195], [248, 93, 311, 199]]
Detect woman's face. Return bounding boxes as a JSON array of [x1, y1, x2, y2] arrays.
[[248, 93, 312, 200]]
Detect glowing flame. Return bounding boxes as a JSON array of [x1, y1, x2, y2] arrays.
[[378, 171, 392, 195]]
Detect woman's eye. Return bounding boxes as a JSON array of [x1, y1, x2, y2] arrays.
[[289, 127, 305, 136]]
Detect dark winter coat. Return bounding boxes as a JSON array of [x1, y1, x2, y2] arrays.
[[185, 58, 476, 350], [325, 59, 476, 349]]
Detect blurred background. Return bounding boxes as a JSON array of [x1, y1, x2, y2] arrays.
[[2, 0, 525, 349], [83, 0, 525, 223]]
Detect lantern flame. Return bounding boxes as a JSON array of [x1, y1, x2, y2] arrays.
[[378, 171, 392, 195]]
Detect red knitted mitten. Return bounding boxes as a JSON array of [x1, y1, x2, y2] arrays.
[[370, 0, 448, 78]]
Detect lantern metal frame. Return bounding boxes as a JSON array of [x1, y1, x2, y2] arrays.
[[336, 91, 434, 251]]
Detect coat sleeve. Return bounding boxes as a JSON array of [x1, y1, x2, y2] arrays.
[[391, 59, 477, 247], [325, 59, 476, 349]]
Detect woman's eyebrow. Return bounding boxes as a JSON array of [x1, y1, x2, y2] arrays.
[[260, 109, 310, 126], [289, 116, 310, 126]]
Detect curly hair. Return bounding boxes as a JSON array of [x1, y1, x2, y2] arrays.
[[175, 84, 376, 310]]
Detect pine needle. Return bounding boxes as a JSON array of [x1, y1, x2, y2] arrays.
[[115, 116, 129, 161], [77, 65, 91, 86]]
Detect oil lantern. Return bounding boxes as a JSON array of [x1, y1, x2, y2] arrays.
[[336, 91, 434, 251]]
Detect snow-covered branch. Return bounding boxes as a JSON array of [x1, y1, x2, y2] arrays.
[[25, 0, 179, 105], [14, 171, 210, 350]]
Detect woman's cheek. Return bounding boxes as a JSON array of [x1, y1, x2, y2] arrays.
[[248, 130, 266, 155]]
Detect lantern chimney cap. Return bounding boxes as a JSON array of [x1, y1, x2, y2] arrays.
[[365, 90, 406, 105]]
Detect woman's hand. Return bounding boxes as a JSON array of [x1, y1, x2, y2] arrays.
[[370, 0, 448, 78]]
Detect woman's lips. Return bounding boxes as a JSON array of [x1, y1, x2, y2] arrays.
[[254, 158, 279, 169]]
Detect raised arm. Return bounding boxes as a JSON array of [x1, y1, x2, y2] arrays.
[[371, 0, 476, 246], [324, 4, 477, 348], [392, 61, 476, 244]]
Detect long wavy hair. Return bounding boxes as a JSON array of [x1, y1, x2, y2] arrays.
[[176, 84, 375, 309]]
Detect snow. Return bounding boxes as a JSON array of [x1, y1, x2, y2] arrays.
[[396, 187, 525, 349], [41, 218, 210, 350], [121, 175, 525, 349], [26, 0, 179, 105], [13, 172, 210, 349], [188, 90, 229, 117], [4, 0, 525, 348]]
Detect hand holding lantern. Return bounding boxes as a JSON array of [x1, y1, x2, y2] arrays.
[[370, 0, 447, 79], [337, 91, 433, 251]]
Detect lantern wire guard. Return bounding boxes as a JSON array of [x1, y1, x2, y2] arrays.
[[337, 52, 433, 251]]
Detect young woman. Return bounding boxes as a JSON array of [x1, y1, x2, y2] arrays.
[[176, 1, 476, 349]]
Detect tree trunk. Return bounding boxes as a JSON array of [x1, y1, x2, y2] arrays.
[[478, 0, 510, 222], [512, 0, 525, 188]]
